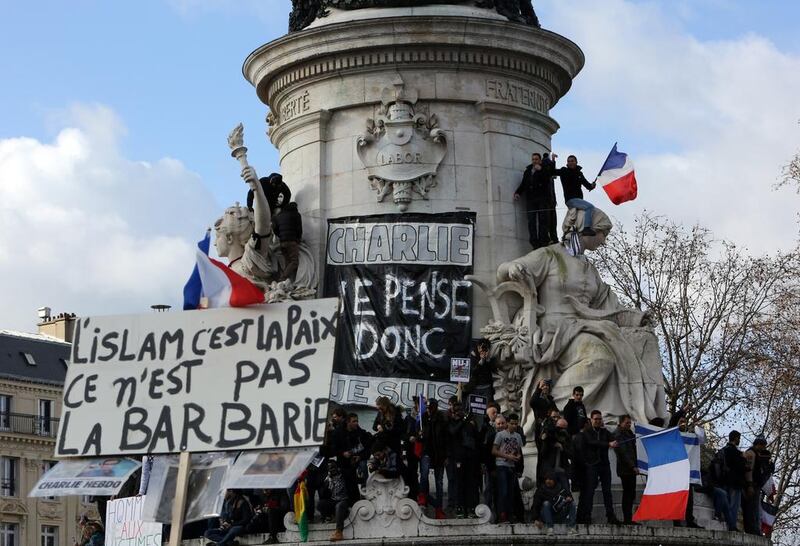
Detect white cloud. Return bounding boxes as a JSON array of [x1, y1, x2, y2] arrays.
[[542, 0, 800, 252], [0, 104, 218, 332]]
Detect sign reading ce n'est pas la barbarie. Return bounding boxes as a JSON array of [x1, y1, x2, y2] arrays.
[[56, 300, 339, 457]]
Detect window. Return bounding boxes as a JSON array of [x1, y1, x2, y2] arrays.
[[0, 523, 18, 546], [20, 352, 36, 366], [0, 457, 17, 496], [41, 461, 57, 500], [40, 526, 58, 546], [38, 400, 53, 436], [0, 395, 10, 430]]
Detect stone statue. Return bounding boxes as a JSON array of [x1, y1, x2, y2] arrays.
[[289, 0, 540, 32], [217, 124, 318, 301], [470, 207, 666, 439]]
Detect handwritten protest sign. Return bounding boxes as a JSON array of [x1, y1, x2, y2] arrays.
[[56, 300, 339, 456], [106, 496, 163, 546], [29, 458, 141, 497]]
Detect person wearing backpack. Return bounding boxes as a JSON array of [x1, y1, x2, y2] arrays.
[[722, 430, 747, 531]]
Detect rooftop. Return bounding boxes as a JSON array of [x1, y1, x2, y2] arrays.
[[0, 330, 70, 386]]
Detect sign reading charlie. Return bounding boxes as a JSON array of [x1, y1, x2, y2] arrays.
[[56, 300, 339, 457]]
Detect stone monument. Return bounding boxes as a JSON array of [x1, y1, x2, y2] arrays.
[[243, 0, 583, 338]]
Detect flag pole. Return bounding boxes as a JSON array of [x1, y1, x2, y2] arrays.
[[168, 451, 192, 546]]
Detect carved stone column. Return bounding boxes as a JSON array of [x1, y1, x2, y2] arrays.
[[243, 4, 583, 334]]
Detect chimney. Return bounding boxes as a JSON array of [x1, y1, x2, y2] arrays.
[[37, 309, 78, 343]]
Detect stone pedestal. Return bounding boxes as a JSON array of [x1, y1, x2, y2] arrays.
[[243, 5, 583, 331]]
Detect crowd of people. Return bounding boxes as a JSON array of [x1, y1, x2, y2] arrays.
[[198, 342, 776, 543]]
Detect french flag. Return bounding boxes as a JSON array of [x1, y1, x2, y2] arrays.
[[633, 427, 690, 522], [183, 232, 264, 309], [597, 143, 638, 205]]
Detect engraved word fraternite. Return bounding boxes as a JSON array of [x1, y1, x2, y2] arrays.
[[289, 0, 539, 32]]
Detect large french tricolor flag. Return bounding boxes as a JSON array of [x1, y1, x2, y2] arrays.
[[633, 427, 690, 522], [597, 143, 638, 205], [183, 232, 264, 309]]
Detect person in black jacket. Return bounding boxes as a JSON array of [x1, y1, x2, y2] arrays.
[[419, 398, 447, 518], [247, 172, 292, 214], [204, 490, 253, 546], [555, 155, 597, 235], [336, 413, 373, 503], [271, 201, 302, 282], [463, 338, 495, 401], [576, 410, 621, 524], [613, 415, 639, 524], [562, 386, 587, 436], [722, 430, 747, 532], [514, 152, 558, 249], [532, 473, 577, 534]]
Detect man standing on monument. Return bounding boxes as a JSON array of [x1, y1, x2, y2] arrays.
[[555, 154, 597, 235], [576, 410, 621, 525], [514, 152, 558, 249], [613, 415, 639, 525]]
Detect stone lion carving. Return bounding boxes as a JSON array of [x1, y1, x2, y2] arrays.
[[289, 0, 539, 32], [471, 207, 667, 438]]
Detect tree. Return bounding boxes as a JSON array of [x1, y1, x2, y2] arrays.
[[594, 213, 790, 424], [745, 248, 800, 544], [594, 212, 799, 541]]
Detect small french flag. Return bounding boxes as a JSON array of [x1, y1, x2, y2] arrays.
[[597, 143, 638, 205], [183, 232, 264, 309], [633, 427, 690, 522]]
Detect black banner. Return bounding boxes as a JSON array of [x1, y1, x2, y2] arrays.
[[324, 212, 475, 406]]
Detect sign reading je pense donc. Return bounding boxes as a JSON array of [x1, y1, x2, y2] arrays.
[[324, 212, 475, 407], [55, 300, 339, 457]]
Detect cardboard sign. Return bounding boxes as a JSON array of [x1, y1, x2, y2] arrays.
[[224, 448, 317, 490], [56, 300, 339, 456], [106, 496, 163, 546], [468, 394, 487, 415], [450, 357, 471, 383], [29, 458, 141, 497]]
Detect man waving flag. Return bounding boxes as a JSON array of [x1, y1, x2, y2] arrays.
[[633, 427, 690, 521], [596, 143, 638, 205]]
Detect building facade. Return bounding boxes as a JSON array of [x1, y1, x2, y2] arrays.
[[1, 320, 95, 546]]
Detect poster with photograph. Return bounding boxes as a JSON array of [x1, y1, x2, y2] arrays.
[[224, 448, 317, 490], [29, 458, 141, 497], [450, 357, 471, 383], [141, 453, 234, 524]]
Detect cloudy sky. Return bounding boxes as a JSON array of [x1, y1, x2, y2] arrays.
[[1, 0, 798, 332]]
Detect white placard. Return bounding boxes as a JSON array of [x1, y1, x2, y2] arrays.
[[105, 496, 163, 546], [29, 458, 141, 497], [56, 300, 339, 456], [450, 357, 471, 383], [224, 448, 317, 490]]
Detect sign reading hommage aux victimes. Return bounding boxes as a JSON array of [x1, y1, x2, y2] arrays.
[[56, 300, 338, 457]]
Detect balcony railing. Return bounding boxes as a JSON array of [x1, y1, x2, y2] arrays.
[[0, 478, 15, 497], [0, 412, 59, 438]]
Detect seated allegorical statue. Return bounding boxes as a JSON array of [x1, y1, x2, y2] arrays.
[[493, 207, 667, 436]]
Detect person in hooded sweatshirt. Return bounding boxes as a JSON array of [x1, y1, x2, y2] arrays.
[[271, 199, 303, 282], [554, 154, 597, 235]]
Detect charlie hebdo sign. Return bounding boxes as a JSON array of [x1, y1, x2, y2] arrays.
[[56, 300, 338, 457], [324, 212, 475, 407]]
